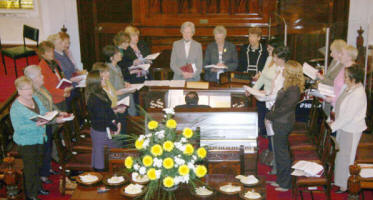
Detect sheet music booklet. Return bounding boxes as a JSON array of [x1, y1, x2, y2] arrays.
[[303, 62, 319, 80], [56, 78, 72, 89], [144, 52, 161, 60], [30, 110, 59, 122], [291, 160, 324, 177]]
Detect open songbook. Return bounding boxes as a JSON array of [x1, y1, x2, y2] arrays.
[[144, 52, 160, 60], [291, 160, 324, 177], [243, 85, 266, 97], [318, 83, 335, 97], [56, 78, 72, 89], [128, 63, 151, 71], [113, 96, 130, 109], [303, 62, 319, 80], [30, 110, 59, 122], [205, 64, 228, 69]]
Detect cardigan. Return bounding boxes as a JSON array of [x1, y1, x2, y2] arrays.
[[10, 96, 47, 145], [331, 84, 367, 133], [87, 93, 118, 132], [253, 56, 278, 92], [39, 59, 66, 104], [54, 50, 77, 80], [203, 40, 238, 82], [237, 43, 268, 73], [266, 86, 301, 125]]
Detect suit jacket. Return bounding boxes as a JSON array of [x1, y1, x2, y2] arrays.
[[320, 59, 344, 86], [170, 39, 203, 81], [203, 41, 238, 82], [237, 43, 268, 72], [118, 40, 151, 83], [331, 84, 367, 133], [266, 86, 301, 125]]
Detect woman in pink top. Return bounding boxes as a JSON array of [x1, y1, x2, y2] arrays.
[[327, 45, 358, 106]]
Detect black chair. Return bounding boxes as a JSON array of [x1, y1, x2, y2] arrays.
[[1, 25, 39, 77]]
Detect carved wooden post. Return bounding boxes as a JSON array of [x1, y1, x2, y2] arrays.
[[2, 156, 20, 199], [347, 163, 361, 200], [356, 26, 366, 67], [190, 0, 199, 13]]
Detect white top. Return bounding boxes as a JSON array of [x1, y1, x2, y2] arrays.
[[184, 40, 191, 58], [265, 66, 284, 109]]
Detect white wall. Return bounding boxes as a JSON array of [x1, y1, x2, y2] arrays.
[[347, 0, 373, 46], [0, 0, 82, 68]]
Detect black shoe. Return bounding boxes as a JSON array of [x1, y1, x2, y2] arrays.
[[41, 176, 52, 184], [26, 197, 40, 200], [38, 189, 49, 195], [49, 169, 59, 175]]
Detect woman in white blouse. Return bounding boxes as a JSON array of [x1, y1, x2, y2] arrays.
[[329, 66, 367, 193]]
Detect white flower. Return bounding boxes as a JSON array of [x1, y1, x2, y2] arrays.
[[132, 172, 139, 180], [180, 137, 187, 143], [139, 167, 146, 175], [192, 155, 197, 161], [174, 176, 182, 185], [155, 130, 165, 139], [174, 157, 185, 165], [143, 139, 150, 148], [133, 163, 140, 170], [188, 162, 195, 170], [155, 170, 161, 179], [153, 158, 163, 168], [145, 133, 152, 138], [138, 135, 145, 141], [163, 108, 175, 115], [181, 174, 190, 183]]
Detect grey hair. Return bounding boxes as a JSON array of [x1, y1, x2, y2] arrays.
[[180, 21, 195, 34], [213, 25, 227, 36], [24, 65, 41, 79]]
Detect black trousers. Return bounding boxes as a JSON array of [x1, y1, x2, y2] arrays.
[[273, 121, 293, 189], [257, 101, 268, 136], [18, 144, 44, 198], [40, 125, 53, 177]]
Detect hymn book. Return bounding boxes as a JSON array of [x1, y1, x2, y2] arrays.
[[128, 63, 151, 71], [302, 62, 319, 80], [144, 52, 160, 60], [205, 64, 228, 69], [318, 83, 335, 97], [56, 78, 72, 89], [30, 110, 59, 122], [180, 63, 195, 73], [291, 160, 324, 177]]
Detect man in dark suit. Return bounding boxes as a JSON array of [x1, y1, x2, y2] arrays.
[[174, 91, 211, 109]]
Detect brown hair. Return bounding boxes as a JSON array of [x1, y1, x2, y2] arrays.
[[248, 27, 262, 37], [37, 41, 54, 57], [91, 62, 109, 73], [283, 60, 305, 93], [85, 70, 109, 104], [113, 31, 130, 46]]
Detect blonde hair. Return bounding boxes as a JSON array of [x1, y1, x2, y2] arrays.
[[47, 32, 70, 45], [213, 25, 227, 36], [124, 25, 140, 36], [91, 62, 109, 73], [113, 31, 130, 46], [37, 41, 54, 57], [15, 76, 33, 90], [344, 45, 358, 61], [180, 21, 195, 34], [283, 60, 305, 93], [24, 65, 41, 80], [248, 27, 262, 37], [330, 39, 347, 53]]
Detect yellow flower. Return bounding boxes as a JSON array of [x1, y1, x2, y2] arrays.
[[147, 168, 157, 180], [135, 139, 144, 150], [197, 147, 207, 159], [142, 155, 153, 167], [224, 48, 227, 53], [163, 157, 174, 169], [163, 176, 174, 188], [163, 141, 174, 152], [184, 144, 194, 155], [178, 165, 190, 176], [124, 156, 133, 169], [182, 128, 193, 138], [166, 119, 177, 129], [195, 165, 207, 178], [148, 120, 158, 130], [151, 144, 163, 156]]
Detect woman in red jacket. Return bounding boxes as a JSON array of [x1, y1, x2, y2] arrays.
[[37, 41, 72, 111]]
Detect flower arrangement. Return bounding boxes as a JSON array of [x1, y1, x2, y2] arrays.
[[124, 108, 207, 200]]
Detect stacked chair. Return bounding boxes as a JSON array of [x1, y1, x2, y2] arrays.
[[288, 98, 339, 200]]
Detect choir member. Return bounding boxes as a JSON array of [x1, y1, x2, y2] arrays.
[[85, 70, 123, 171], [119, 25, 151, 83], [10, 77, 53, 200], [203, 25, 238, 82], [37, 41, 71, 111], [329, 66, 367, 193], [238, 27, 268, 77], [170, 21, 203, 81], [265, 60, 305, 191]]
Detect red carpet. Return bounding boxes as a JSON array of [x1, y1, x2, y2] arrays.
[[1, 53, 373, 199]]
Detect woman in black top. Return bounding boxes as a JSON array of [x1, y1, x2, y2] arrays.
[[86, 70, 122, 171], [265, 60, 304, 191], [118, 25, 151, 83]]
